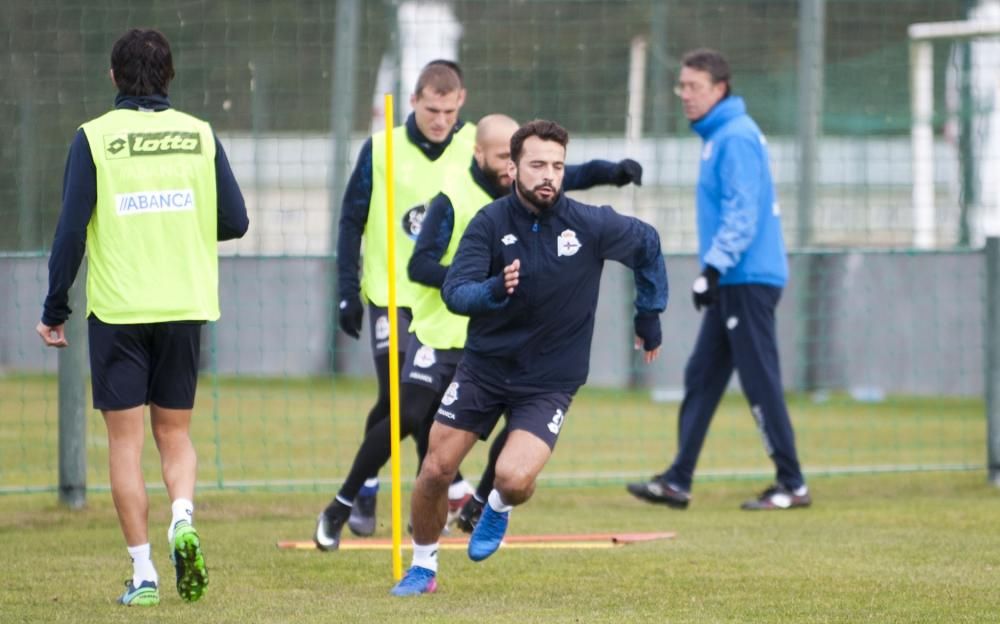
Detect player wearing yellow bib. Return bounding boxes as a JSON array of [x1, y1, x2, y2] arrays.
[[315, 114, 644, 550], [36, 29, 248, 606], [329, 60, 477, 538]]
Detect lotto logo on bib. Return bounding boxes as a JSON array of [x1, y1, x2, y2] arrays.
[[104, 131, 202, 159], [115, 189, 195, 216]]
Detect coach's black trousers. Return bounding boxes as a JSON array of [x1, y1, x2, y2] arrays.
[[663, 284, 805, 492]]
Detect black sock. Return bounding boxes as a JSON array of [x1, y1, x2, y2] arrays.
[[323, 498, 351, 522], [339, 384, 440, 501]]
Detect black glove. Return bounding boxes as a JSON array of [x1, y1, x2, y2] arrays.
[[692, 265, 721, 311], [634, 312, 662, 352], [614, 158, 643, 187], [338, 296, 364, 339]]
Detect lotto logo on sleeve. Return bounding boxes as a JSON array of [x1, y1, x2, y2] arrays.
[[115, 189, 196, 216]]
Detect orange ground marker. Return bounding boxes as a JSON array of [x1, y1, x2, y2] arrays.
[[276, 531, 675, 551]]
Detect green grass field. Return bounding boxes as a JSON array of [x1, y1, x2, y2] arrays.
[[2, 472, 999, 623], [1, 375, 996, 620], [0, 375, 986, 492]]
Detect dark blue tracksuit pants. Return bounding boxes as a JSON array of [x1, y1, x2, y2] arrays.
[[663, 284, 804, 492]]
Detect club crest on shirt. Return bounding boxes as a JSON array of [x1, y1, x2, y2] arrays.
[[441, 382, 459, 406], [374, 315, 390, 340], [401, 203, 428, 240], [557, 229, 581, 257], [414, 345, 436, 368]]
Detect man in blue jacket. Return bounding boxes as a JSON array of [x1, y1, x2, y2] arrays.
[[391, 119, 668, 596], [627, 49, 809, 511]]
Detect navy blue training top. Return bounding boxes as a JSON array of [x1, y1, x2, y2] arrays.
[[408, 157, 634, 289], [442, 190, 668, 392]]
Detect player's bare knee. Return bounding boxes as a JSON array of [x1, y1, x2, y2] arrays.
[[495, 468, 536, 504], [151, 421, 186, 449], [419, 453, 457, 489]]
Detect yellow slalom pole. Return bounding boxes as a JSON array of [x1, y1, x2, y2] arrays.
[[383, 93, 404, 581]]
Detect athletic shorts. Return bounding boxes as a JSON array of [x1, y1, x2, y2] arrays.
[[87, 314, 204, 411], [400, 333, 463, 393], [434, 362, 574, 450], [367, 304, 412, 356]]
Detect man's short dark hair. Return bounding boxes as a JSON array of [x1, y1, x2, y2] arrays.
[[509, 120, 569, 164], [414, 60, 464, 97], [682, 48, 731, 96], [111, 29, 175, 97]]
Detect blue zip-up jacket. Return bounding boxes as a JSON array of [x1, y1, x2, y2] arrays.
[[41, 94, 249, 326], [693, 96, 787, 287], [408, 157, 638, 289], [442, 191, 668, 392], [336, 113, 467, 302]]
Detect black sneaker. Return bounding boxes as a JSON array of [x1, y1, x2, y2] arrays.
[[348, 493, 377, 537], [740, 484, 811, 511], [626, 476, 691, 509], [314, 508, 348, 551], [455, 496, 484, 533]]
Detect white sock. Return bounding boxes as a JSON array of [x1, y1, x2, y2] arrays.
[[364, 478, 379, 488], [168, 498, 194, 542], [127, 543, 158, 586], [793, 485, 809, 496], [448, 479, 473, 500], [488, 489, 513, 513], [411, 541, 439, 573]]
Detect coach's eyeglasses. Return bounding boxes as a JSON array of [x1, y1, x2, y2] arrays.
[[673, 81, 711, 97]]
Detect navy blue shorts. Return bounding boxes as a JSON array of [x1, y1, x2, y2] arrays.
[[368, 304, 412, 356], [434, 362, 573, 450], [401, 333, 463, 393], [87, 315, 204, 411]]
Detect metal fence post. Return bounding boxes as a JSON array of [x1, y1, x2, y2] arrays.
[[328, 0, 360, 373], [794, 0, 825, 392], [58, 265, 87, 508], [986, 237, 1000, 486]]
